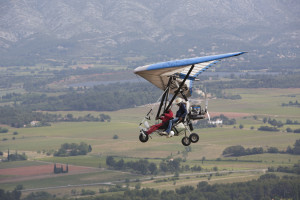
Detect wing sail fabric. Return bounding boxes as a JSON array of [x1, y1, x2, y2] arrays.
[[134, 52, 245, 97]]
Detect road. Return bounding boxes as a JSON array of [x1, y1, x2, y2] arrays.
[[20, 168, 266, 192]]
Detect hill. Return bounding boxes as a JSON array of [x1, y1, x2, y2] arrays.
[[0, 0, 299, 68]]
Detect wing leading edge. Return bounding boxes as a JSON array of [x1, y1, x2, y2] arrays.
[[134, 52, 246, 97]]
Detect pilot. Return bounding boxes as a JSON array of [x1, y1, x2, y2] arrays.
[[165, 97, 187, 137], [144, 109, 173, 135]]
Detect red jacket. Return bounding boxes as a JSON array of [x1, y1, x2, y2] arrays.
[[160, 110, 173, 123]]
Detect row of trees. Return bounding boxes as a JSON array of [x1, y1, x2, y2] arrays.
[[123, 175, 300, 200], [215, 91, 242, 100], [204, 73, 300, 91], [286, 119, 300, 125], [223, 145, 264, 157], [1, 82, 161, 112], [106, 157, 158, 175], [1, 149, 27, 162], [258, 126, 280, 132], [63, 113, 111, 122], [223, 139, 300, 157], [0, 127, 8, 133], [263, 117, 284, 127], [54, 142, 92, 157], [2, 174, 300, 200], [282, 100, 300, 107], [259, 117, 300, 133], [106, 156, 203, 175], [268, 162, 300, 174], [0, 105, 111, 127], [0, 106, 58, 128], [258, 125, 300, 133], [53, 163, 69, 174], [21, 67, 118, 92]]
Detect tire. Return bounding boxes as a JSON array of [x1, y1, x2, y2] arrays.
[[139, 133, 149, 143], [189, 133, 199, 143], [181, 136, 191, 146]]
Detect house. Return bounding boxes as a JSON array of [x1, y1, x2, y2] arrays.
[[30, 121, 40, 127], [209, 119, 223, 125]]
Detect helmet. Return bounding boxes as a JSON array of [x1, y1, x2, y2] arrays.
[[174, 97, 183, 104]]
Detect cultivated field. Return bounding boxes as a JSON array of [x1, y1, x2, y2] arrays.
[[0, 88, 299, 198]]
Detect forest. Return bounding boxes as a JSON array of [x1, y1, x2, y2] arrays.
[[1, 82, 161, 112], [1, 72, 299, 128], [0, 106, 111, 127], [223, 139, 300, 158], [105, 156, 203, 175], [1, 174, 299, 200], [204, 73, 300, 91], [54, 142, 92, 157], [1, 72, 300, 114]]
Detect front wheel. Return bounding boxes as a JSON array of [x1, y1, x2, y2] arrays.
[[189, 133, 199, 143], [139, 133, 149, 143], [181, 137, 191, 146]]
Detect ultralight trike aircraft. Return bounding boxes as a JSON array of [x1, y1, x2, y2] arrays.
[[134, 52, 246, 146]]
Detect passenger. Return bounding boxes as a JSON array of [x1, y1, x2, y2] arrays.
[[165, 97, 187, 137], [144, 109, 173, 135]]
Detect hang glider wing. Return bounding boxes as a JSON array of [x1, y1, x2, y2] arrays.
[[134, 52, 246, 97]]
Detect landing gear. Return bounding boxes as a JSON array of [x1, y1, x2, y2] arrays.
[[181, 136, 191, 146], [139, 132, 149, 143], [189, 133, 199, 143]]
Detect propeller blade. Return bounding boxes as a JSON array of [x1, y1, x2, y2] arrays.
[[207, 111, 211, 122], [205, 88, 208, 110]]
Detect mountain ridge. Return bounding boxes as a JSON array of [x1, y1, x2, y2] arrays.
[[0, 0, 299, 68]]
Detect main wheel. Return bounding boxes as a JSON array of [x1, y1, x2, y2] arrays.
[[181, 136, 191, 146], [139, 133, 149, 143], [189, 133, 199, 143]]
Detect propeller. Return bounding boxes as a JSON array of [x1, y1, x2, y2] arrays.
[[204, 88, 211, 122]]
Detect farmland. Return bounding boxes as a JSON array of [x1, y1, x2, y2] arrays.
[[0, 87, 300, 198]]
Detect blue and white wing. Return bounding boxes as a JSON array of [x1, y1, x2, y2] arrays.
[[134, 52, 245, 97]]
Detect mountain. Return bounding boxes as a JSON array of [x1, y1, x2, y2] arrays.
[[0, 0, 299, 68]]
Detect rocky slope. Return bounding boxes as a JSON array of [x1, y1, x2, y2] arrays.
[[0, 0, 299, 68]]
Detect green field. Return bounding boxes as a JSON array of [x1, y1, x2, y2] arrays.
[[0, 88, 300, 198]]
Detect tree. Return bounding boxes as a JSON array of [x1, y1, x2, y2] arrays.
[[148, 163, 157, 174], [251, 147, 264, 154], [159, 161, 168, 172], [0, 127, 8, 133], [202, 156, 206, 164], [115, 159, 125, 170], [66, 113, 73, 120], [286, 145, 293, 154], [294, 129, 300, 133], [135, 183, 141, 190], [223, 145, 245, 156], [23, 191, 52, 200], [54, 142, 91, 157], [71, 189, 76, 196], [286, 127, 293, 132], [258, 126, 279, 132], [113, 134, 119, 139], [293, 139, 300, 155], [267, 147, 279, 153], [175, 185, 194, 195], [263, 117, 268, 123], [106, 156, 116, 167], [168, 159, 181, 172]]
